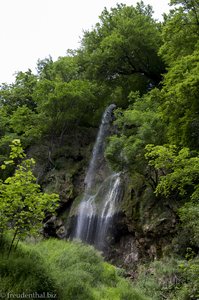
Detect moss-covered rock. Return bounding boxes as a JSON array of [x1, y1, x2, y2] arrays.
[[107, 171, 179, 267], [26, 127, 97, 237]]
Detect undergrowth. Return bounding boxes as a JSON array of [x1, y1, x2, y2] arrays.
[[0, 236, 150, 300], [134, 255, 199, 300]]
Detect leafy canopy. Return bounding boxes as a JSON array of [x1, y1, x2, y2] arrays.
[[77, 2, 164, 106]]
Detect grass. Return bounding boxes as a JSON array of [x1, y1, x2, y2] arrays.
[[1, 235, 198, 299], [0, 236, 150, 300]]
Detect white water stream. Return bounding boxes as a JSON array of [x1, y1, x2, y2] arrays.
[[72, 105, 122, 249]]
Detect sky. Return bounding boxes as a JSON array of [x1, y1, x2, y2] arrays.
[[0, 0, 170, 84]]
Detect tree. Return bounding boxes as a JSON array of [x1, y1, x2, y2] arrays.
[[9, 105, 42, 146], [145, 144, 199, 199], [0, 140, 59, 253], [160, 48, 199, 149], [33, 78, 107, 139], [0, 70, 39, 167], [157, 0, 199, 149], [77, 2, 165, 106], [145, 143, 199, 247], [105, 89, 166, 172], [159, 0, 199, 66], [36, 53, 81, 83], [0, 107, 8, 140], [0, 69, 38, 113], [50, 55, 80, 83]]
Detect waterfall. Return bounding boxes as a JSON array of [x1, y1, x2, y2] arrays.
[[95, 173, 121, 249], [84, 103, 116, 193], [72, 104, 122, 249]]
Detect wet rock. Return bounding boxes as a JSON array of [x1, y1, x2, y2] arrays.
[[43, 216, 57, 237], [56, 225, 66, 238], [108, 235, 139, 269]]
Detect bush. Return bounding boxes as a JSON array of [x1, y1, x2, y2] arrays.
[[134, 258, 182, 300], [134, 256, 199, 300]]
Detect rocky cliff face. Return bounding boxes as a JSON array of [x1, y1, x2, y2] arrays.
[[29, 129, 179, 268], [106, 172, 178, 269], [28, 127, 97, 237]]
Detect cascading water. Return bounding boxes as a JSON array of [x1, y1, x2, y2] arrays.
[[95, 173, 121, 249], [84, 104, 116, 192], [71, 104, 122, 249]]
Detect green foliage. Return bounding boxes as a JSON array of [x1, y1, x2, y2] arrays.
[[0, 140, 59, 248], [135, 256, 199, 300], [160, 48, 199, 149], [36, 54, 80, 82], [145, 144, 199, 248], [36, 56, 54, 80], [34, 78, 103, 136], [51, 55, 80, 82], [156, 1, 199, 150], [178, 254, 199, 299], [0, 236, 57, 297], [0, 70, 40, 153], [179, 202, 199, 247], [0, 107, 8, 138], [135, 258, 181, 300], [0, 70, 37, 112], [159, 0, 199, 66], [34, 239, 151, 300], [6, 138, 25, 161], [0, 237, 150, 300], [145, 144, 199, 198], [0, 253, 56, 295], [77, 3, 164, 106], [105, 89, 165, 172], [9, 105, 42, 144]]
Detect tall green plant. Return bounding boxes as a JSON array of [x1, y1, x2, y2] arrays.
[[0, 139, 59, 254]]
